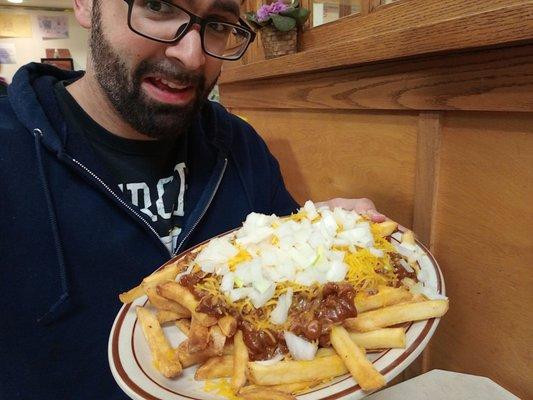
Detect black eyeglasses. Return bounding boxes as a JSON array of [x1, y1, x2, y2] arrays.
[[122, 0, 256, 61]]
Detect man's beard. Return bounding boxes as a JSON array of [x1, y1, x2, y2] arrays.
[[89, 2, 216, 140]]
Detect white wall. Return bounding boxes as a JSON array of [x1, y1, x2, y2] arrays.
[[0, 7, 88, 83]]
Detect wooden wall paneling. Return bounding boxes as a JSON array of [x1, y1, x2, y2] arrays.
[[399, 111, 443, 382], [429, 112, 533, 399], [232, 109, 419, 227], [413, 112, 442, 248], [220, 44, 533, 113], [221, 0, 533, 82]]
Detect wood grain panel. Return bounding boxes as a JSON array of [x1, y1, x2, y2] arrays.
[[413, 112, 442, 248], [429, 112, 533, 399], [299, 0, 526, 51], [232, 109, 419, 227], [220, 44, 533, 113], [221, 0, 533, 82]]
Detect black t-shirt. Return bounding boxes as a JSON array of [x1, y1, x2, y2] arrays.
[[54, 81, 187, 253]]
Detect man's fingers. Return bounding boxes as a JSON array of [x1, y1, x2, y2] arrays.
[[366, 209, 386, 223], [316, 198, 386, 222]]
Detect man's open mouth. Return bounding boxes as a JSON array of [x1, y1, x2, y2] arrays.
[[142, 75, 197, 105], [146, 76, 193, 93]]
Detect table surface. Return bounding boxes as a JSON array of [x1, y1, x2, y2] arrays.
[[364, 369, 520, 400]]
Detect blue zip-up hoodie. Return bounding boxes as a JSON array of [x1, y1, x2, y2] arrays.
[[0, 63, 298, 399]]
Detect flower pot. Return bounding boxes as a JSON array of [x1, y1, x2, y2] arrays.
[[260, 25, 298, 59]]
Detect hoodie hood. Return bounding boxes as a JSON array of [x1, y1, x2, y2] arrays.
[[8, 62, 82, 154]]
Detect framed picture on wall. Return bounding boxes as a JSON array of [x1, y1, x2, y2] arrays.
[[41, 57, 74, 71]]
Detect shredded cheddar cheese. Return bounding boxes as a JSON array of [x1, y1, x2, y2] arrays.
[[204, 379, 240, 400], [194, 219, 402, 333]]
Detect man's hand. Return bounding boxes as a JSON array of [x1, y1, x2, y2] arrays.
[[315, 197, 386, 223]]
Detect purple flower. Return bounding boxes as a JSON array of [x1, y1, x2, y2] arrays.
[[256, 1, 289, 22]]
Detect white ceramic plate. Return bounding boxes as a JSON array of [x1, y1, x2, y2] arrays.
[[109, 237, 445, 400]]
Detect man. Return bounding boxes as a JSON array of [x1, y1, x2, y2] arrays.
[[0, 65, 7, 96], [0, 0, 384, 398]]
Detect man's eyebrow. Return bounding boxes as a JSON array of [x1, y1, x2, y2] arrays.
[[209, 0, 241, 18]]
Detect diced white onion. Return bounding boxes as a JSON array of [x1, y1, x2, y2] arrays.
[[220, 272, 234, 293], [283, 331, 317, 361], [229, 288, 251, 302], [270, 288, 293, 325], [249, 283, 276, 308], [303, 200, 318, 220], [369, 247, 384, 258], [326, 260, 348, 282]]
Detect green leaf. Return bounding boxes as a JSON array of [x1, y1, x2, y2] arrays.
[[280, 7, 299, 19], [271, 14, 296, 32], [295, 8, 310, 25]]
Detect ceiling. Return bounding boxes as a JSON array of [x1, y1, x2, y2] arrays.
[[0, 0, 73, 10]]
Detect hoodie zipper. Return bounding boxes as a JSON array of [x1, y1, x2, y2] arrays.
[[69, 156, 228, 258], [173, 157, 228, 256], [69, 156, 170, 255]]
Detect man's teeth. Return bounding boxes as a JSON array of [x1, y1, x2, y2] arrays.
[[159, 78, 187, 90]]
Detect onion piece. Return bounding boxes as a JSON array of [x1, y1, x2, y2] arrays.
[[270, 288, 293, 325], [220, 272, 234, 293], [283, 331, 317, 361]]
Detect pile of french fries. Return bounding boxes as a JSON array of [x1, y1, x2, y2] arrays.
[[119, 222, 449, 399]]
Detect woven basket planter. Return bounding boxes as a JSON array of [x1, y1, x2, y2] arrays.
[[261, 26, 298, 59]]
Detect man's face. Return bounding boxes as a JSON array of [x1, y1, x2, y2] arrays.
[[89, 0, 241, 139]]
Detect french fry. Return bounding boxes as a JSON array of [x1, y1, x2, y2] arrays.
[[317, 346, 366, 357], [146, 286, 191, 316], [158, 281, 217, 327], [177, 325, 226, 368], [349, 328, 406, 349], [217, 315, 237, 337], [136, 306, 182, 378], [316, 347, 336, 357], [375, 220, 398, 237], [248, 355, 348, 386], [330, 325, 385, 391], [156, 310, 182, 324], [119, 262, 184, 304], [223, 342, 234, 355], [231, 330, 248, 392], [188, 314, 210, 353], [355, 286, 413, 313], [194, 355, 233, 380], [239, 388, 295, 400], [175, 319, 191, 336], [401, 230, 415, 246], [119, 284, 145, 304], [345, 299, 449, 332], [240, 380, 321, 395]]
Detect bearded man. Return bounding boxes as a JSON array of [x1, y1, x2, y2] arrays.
[[0, 1, 384, 398]]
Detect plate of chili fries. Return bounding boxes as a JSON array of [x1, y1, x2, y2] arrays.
[[109, 201, 448, 399]]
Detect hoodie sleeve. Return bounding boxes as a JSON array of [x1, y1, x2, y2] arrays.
[[266, 148, 300, 215], [226, 111, 299, 216]]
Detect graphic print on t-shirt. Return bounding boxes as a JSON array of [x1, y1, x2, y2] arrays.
[[118, 162, 186, 253]]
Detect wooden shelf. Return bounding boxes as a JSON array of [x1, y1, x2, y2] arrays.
[[220, 0, 533, 84]]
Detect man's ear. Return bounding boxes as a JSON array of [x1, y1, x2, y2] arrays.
[[73, 0, 93, 29]]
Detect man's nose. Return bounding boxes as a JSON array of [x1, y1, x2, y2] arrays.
[[165, 25, 206, 71]]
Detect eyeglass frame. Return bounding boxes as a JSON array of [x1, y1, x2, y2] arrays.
[[121, 0, 256, 61]]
